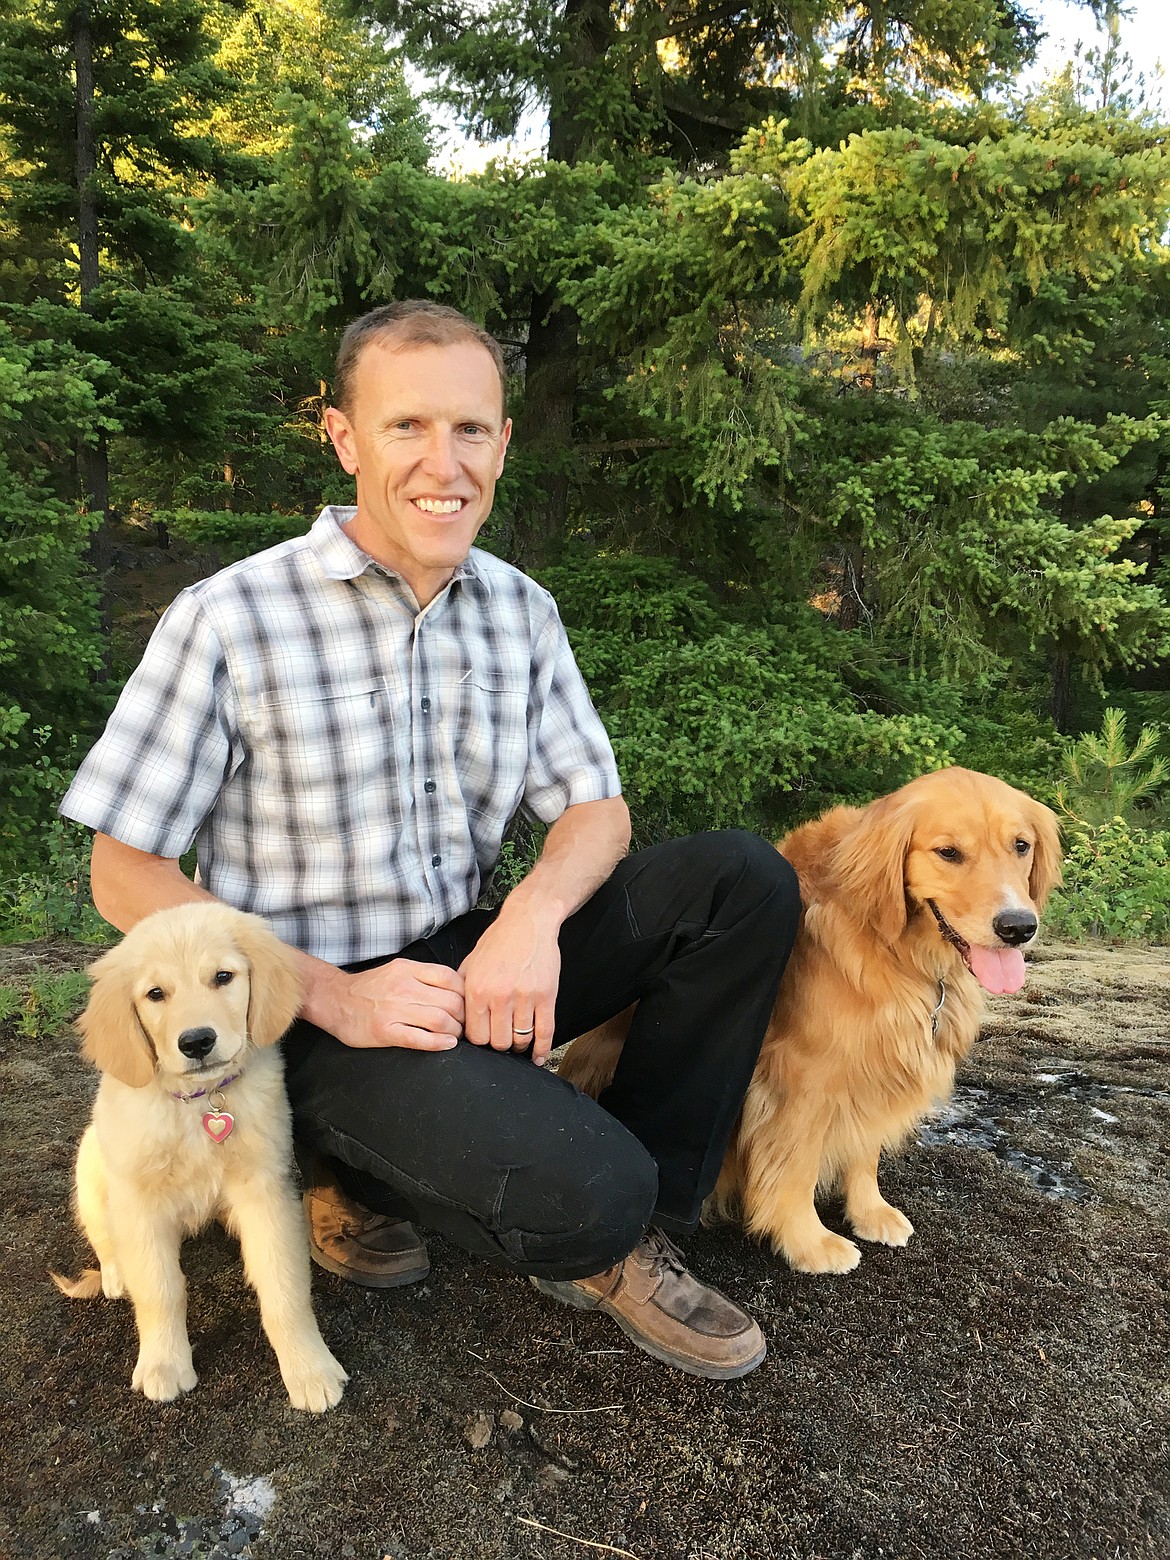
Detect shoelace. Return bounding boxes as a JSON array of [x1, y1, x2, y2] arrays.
[[638, 1227, 689, 1277], [341, 1210, 401, 1237]]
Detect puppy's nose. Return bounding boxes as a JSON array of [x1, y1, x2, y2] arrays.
[[178, 1026, 218, 1060], [993, 909, 1038, 946]]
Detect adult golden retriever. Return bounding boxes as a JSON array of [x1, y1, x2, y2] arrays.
[[53, 902, 348, 1410], [559, 768, 1062, 1275]]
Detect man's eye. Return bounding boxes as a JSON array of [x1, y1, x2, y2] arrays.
[[214, 970, 234, 987], [146, 987, 166, 1003]]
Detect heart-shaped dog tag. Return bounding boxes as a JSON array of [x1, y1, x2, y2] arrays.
[[202, 1110, 235, 1143]]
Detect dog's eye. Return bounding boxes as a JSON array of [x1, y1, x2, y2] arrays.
[[214, 970, 235, 987], [1014, 838, 1032, 856], [145, 987, 166, 1003], [935, 846, 963, 863]]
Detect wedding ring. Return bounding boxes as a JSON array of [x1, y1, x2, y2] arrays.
[[511, 1025, 535, 1035]]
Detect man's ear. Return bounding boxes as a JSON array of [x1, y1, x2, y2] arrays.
[[495, 418, 513, 477], [323, 406, 358, 474]]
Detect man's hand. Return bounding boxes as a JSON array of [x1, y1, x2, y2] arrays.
[[457, 796, 631, 1066], [308, 958, 465, 1051], [459, 909, 561, 1065]]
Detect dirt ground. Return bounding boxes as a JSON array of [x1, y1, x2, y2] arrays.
[[1, 938, 1167, 1560]]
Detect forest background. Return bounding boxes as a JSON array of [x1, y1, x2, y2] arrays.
[[2, 0, 1169, 946]]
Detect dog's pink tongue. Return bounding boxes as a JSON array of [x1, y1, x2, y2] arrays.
[[967, 944, 1027, 995]]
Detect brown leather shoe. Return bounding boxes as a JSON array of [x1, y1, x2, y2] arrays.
[[303, 1165, 429, 1289], [531, 1228, 765, 1379]]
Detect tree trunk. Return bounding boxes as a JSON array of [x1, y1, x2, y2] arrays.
[[1049, 644, 1073, 733], [510, 0, 613, 569], [73, 0, 99, 300], [514, 291, 578, 569], [836, 543, 867, 631], [72, 0, 113, 669]]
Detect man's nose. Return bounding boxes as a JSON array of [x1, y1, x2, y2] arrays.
[[419, 427, 461, 480]]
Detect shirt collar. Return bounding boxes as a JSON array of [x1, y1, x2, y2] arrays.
[[308, 506, 492, 598]]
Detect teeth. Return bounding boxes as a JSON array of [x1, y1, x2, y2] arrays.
[[415, 498, 465, 514]]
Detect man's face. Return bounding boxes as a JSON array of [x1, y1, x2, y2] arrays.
[[324, 336, 512, 606]]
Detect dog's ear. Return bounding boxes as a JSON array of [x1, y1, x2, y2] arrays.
[[1027, 800, 1063, 907], [233, 915, 304, 1048], [829, 793, 918, 943], [77, 947, 156, 1089]]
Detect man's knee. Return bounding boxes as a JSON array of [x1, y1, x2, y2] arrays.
[[670, 828, 800, 926], [501, 1128, 659, 1281]]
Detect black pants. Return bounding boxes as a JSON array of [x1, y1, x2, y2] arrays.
[[282, 831, 800, 1282]]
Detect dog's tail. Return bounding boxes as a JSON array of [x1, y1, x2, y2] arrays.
[[50, 1267, 103, 1300]]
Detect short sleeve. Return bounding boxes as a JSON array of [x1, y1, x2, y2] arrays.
[[59, 589, 240, 858], [522, 604, 622, 823]]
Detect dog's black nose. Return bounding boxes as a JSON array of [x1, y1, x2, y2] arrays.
[[993, 909, 1038, 946], [178, 1026, 218, 1060]]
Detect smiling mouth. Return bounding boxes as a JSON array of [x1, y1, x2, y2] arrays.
[[414, 498, 467, 515], [927, 900, 1028, 995]]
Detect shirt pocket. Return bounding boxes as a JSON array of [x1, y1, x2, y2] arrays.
[[452, 670, 529, 820], [247, 677, 399, 830]]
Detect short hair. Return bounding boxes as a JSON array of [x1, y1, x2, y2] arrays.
[[332, 301, 508, 421]]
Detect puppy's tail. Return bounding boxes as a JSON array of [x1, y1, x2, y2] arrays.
[[50, 1267, 103, 1300]]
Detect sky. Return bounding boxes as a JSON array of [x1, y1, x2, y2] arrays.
[[1030, 0, 1169, 81], [431, 0, 1170, 173]]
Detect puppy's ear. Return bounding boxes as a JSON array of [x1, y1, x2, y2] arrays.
[[829, 793, 917, 943], [77, 947, 155, 1089], [233, 915, 304, 1048], [1027, 800, 1063, 907]]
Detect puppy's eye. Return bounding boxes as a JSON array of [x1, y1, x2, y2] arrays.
[[214, 970, 234, 987], [1014, 838, 1032, 856], [935, 846, 963, 863], [145, 987, 166, 1003]]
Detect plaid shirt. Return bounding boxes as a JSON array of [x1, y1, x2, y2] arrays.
[[61, 508, 621, 964]]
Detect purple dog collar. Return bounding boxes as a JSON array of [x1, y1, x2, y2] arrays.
[[168, 1071, 241, 1103]]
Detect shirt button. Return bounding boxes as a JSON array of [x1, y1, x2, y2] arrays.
[[431, 854, 442, 867], [423, 778, 437, 794], [420, 697, 431, 713]]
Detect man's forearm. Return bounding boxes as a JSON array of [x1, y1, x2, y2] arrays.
[[91, 832, 217, 930], [497, 795, 631, 931]]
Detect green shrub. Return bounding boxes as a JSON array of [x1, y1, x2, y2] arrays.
[[0, 969, 91, 1041], [541, 552, 962, 841], [162, 507, 311, 562], [1055, 707, 1168, 827], [1046, 818, 1170, 943], [0, 803, 111, 945]]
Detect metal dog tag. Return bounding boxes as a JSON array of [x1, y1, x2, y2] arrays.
[[202, 1091, 235, 1143]]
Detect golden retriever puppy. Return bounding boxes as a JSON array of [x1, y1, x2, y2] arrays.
[[53, 902, 348, 1410], [559, 768, 1062, 1276]]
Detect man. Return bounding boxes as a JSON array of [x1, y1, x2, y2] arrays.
[[61, 301, 800, 1380]]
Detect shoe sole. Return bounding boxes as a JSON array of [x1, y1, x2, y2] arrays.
[[531, 1276, 766, 1381], [308, 1244, 430, 1289]]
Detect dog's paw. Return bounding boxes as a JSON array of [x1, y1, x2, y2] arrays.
[[849, 1202, 914, 1248], [786, 1230, 862, 1275], [132, 1351, 198, 1402], [101, 1264, 127, 1300], [281, 1346, 349, 1413]]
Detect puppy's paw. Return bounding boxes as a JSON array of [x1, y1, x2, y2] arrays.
[[785, 1230, 862, 1275], [101, 1264, 127, 1300], [849, 1202, 914, 1248], [281, 1345, 349, 1413], [132, 1351, 198, 1402]]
